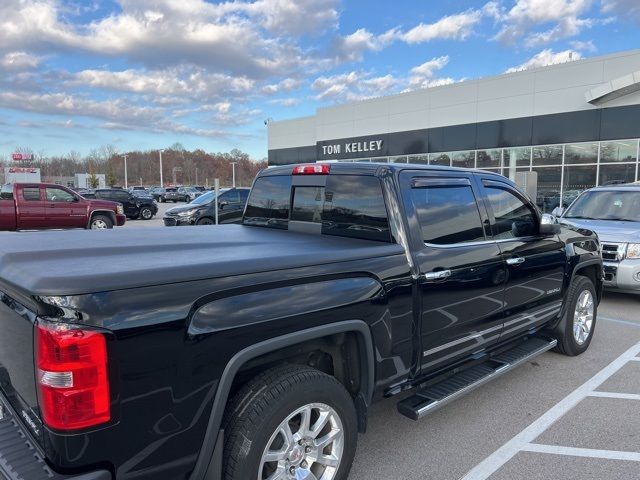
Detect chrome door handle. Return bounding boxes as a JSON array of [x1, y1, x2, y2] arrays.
[[424, 270, 451, 281], [506, 257, 526, 266]]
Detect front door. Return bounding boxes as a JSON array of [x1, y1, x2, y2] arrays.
[[479, 177, 566, 340], [45, 186, 84, 228], [400, 171, 507, 371], [218, 189, 244, 223]]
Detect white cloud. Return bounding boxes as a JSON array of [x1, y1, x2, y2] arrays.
[[261, 77, 301, 94], [311, 72, 400, 101], [505, 48, 582, 73], [70, 68, 254, 103], [331, 28, 397, 62], [494, 0, 594, 46], [408, 56, 454, 89], [601, 0, 640, 22], [268, 98, 300, 106], [398, 9, 484, 43], [1, 51, 41, 70], [570, 39, 597, 52]]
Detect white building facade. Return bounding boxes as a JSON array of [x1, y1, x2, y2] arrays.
[[268, 49, 640, 212]]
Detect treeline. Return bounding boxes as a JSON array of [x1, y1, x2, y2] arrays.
[[0, 144, 267, 187]]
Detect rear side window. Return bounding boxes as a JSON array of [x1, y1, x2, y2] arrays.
[[411, 185, 484, 245], [0, 184, 12, 200], [244, 176, 291, 229], [22, 187, 41, 201], [322, 176, 390, 242]]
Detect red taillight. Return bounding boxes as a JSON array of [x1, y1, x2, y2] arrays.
[[292, 164, 331, 175], [35, 321, 110, 431]]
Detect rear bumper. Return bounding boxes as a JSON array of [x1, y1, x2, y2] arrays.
[[603, 261, 640, 293], [115, 214, 126, 227], [0, 401, 111, 480]]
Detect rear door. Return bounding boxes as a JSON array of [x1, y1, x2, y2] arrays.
[[399, 171, 506, 371], [478, 177, 566, 339], [218, 189, 244, 223], [44, 186, 84, 228], [15, 185, 45, 229]]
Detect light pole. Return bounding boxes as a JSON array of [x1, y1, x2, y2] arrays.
[[231, 161, 237, 187], [122, 154, 128, 189], [159, 149, 164, 186]]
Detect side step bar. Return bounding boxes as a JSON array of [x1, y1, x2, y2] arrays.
[[397, 337, 557, 421]]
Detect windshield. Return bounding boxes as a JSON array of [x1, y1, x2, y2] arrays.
[[563, 190, 640, 222], [189, 189, 229, 205]]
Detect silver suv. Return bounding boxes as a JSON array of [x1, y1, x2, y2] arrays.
[[555, 184, 640, 294]]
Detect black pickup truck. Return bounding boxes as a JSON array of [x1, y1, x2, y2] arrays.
[[0, 163, 602, 480]]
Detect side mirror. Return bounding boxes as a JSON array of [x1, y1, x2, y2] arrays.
[[541, 213, 556, 225], [540, 222, 561, 235], [219, 201, 228, 209]]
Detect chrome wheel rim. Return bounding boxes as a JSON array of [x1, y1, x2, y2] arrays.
[[141, 209, 152, 219], [91, 219, 108, 229], [258, 403, 344, 480], [573, 290, 594, 345]]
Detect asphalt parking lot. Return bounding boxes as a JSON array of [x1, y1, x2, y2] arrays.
[[348, 291, 640, 480]]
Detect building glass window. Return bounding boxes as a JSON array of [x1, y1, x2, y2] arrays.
[[563, 165, 597, 207], [503, 147, 531, 179], [533, 166, 562, 213], [477, 149, 501, 169], [600, 140, 638, 163], [599, 163, 637, 185], [429, 153, 451, 166], [564, 142, 598, 164], [533, 145, 563, 166], [451, 150, 475, 168], [408, 154, 429, 165], [390, 156, 408, 163]]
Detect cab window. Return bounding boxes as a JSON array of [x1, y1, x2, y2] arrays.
[[46, 187, 75, 202], [411, 184, 485, 245], [484, 186, 538, 239], [22, 187, 41, 201]]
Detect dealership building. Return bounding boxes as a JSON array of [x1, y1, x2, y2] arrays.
[[268, 49, 640, 212]]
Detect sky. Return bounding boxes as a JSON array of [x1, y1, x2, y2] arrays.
[[1, 0, 639, 161]]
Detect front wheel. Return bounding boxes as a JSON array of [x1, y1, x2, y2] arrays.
[[554, 275, 597, 356], [140, 207, 154, 220], [89, 215, 113, 230], [223, 365, 357, 480], [196, 217, 215, 226]]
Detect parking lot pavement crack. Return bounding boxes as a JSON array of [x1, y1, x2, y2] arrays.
[[521, 444, 640, 462], [459, 340, 640, 480]]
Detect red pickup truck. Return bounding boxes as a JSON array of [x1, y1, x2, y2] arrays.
[[0, 183, 126, 231]]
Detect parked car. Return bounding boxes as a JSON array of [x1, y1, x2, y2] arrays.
[[163, 187, 250, 226], [128, 186, 148, 193], [0, 163, 602, 480], [0, 182, 125, 230], [152, 187, 181, 203], [555, 184, 640, 293], [177, 186, 203, 202], [94, 188, 158, 220]]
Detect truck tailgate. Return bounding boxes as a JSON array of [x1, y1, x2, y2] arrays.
[[0, 290, 42, 442]]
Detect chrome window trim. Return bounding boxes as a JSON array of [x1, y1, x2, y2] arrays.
[[423, 235, 542, 249]]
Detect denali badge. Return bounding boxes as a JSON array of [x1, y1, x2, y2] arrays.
[[21, 410, 39, 435], [0, 403, 4, 420]]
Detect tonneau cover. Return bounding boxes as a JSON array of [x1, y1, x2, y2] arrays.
[[0, 225, 404, 297]]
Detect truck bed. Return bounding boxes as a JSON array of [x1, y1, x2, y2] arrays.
[[0, 225, 405, 298]]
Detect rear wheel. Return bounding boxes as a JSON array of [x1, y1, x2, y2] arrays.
[[223, 365, 357, 480], [554, 275, 597, 356], [89, 215, 113, 230], [140, 207, 153, 220]]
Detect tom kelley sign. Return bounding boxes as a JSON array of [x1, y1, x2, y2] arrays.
[[321, 139, 383, 156]]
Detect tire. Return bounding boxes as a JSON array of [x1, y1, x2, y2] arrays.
[[140, 207, 153, 220], [159, 197, 164, 203], [223, 365, 357, 480], [196, 217, 215, 226], [554, 275, 597, 356], [89, 214, 113, 230]]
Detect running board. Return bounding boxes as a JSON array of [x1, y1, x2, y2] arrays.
[[397, 337, 557, 421]]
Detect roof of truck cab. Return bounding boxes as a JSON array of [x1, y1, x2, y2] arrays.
[[261, 162, 505, 178]]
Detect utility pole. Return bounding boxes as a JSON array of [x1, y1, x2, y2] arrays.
[[231, 161, 237, 187], [122, 154, 128, 189], [159, 149, 164, 186], [195, 167, 198, 186]]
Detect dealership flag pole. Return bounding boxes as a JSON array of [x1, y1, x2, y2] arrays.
[[214, 178, 219, 225]]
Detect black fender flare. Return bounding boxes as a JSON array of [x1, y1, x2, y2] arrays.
[[189, 320, 375, 480]]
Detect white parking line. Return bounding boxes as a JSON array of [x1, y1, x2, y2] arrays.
[[599, 316, 640, 328], [521, 444, 640, 462], [588, 391, 640, 401], [460, 340, 640, 480]]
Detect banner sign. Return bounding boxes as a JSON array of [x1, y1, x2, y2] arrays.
[[12, 153, 33, 161]]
